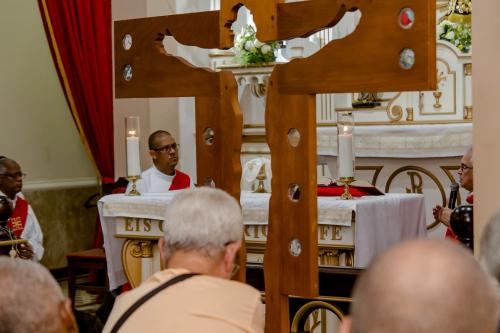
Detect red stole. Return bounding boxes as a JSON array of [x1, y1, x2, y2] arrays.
[[445, 226, 458, 240], [169, 170, 190, 190], [7, 197, 28, 237], [466, 193, 473, 204]]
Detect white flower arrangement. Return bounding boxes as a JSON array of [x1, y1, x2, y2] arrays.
[[234, 25, 278, 66], [438, 20, 471, 53]]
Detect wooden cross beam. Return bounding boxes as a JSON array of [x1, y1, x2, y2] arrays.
[[114, 13, 245, 279], [263, 1, 435, 331], [114, 1, 436, 332]]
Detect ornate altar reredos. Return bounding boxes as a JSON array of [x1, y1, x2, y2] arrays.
[[114, 1, 437, 332]]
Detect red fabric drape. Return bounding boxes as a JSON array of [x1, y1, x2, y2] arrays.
[[38, 0, 114, 183]]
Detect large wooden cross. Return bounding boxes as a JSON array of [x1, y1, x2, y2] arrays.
[[114, 1, 436, 332]]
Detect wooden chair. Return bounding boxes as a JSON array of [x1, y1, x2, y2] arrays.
[[65, 180, 126, 308], [66, 247, 108, 308]]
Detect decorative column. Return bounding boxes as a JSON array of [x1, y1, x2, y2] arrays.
[[318, 249, 340, 266], [464, 63, 473, 120], [139, 241, 154, 283]]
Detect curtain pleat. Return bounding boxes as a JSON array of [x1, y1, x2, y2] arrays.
[[38, 0, 114, 183]]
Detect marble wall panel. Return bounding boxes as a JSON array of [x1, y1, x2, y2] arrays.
[[24, 186, 99, 269]]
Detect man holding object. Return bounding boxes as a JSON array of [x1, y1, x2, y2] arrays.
[[0, 157, 44, 260], [432, 148, 473, 239]]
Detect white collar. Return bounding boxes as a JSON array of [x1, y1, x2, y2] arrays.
[[152, 165, 176, 180]]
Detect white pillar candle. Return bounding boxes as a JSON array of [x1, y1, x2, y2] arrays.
[[126, 135, 141, 176], [338, 132, 354, 178]]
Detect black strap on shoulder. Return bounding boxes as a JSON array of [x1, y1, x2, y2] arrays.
[[110, 273, 198, 333]]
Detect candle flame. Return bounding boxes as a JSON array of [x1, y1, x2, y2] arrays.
[[128, 130, 136, 136], [343, 126, 349, 132]]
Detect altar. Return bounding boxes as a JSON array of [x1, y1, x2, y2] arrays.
[[99, 191, 426, 290]]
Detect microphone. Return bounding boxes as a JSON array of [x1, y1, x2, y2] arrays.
[[448, 182, 459, 209]]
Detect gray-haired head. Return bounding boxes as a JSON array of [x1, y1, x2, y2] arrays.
[[347, 239, 499, 333], [0, 157, 14, 174], [480, 210, 500, 285], [162, 187, 243, 261], [0, 258, 70, 333]]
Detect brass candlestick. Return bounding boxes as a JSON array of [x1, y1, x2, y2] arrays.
[[338, 177, 355, 200], [254, 164, 267, 193], [126, 176, 141, 196]]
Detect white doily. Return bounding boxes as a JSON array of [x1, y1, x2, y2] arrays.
[[242, 157, 272, 184]]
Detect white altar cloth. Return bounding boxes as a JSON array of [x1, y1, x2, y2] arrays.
[[99, 191, 426, 289]]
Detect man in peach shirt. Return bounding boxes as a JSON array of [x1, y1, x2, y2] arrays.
[[104, 188, 264, 333]]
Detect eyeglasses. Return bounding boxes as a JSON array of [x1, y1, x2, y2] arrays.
[[459, 164, 473, 171], [0, 172, 26, 180], [151, 143, 179, 153]]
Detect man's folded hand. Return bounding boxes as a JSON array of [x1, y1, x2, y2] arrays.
[[18, 242, 34, 260]]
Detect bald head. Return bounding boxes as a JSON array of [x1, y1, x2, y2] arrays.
[[348, 239, 499, 333], [0, 258, 76, 333], [148, 130, 172, 150]]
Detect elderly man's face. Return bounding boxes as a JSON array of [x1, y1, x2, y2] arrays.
[[0, 161, 23, 199], [458, 151, 473, 192]]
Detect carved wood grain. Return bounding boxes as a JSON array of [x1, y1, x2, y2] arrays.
[[220, 0, 282, 48], [276, 1, 437, 94], [265, 73, 319, 332]]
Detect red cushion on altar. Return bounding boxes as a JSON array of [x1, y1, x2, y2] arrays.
[[317, 183, 384, 197]]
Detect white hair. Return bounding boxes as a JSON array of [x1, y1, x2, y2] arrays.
[[0, 257, 65, 333], [162, 188, 243, 260], [480, 211, 500, 284], [465, 146, 473, 165]]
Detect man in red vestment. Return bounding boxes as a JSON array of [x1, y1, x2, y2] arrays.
[[433, 148, 473, 239], [126, 130, 191, 194], [0, 157, 44, 260]]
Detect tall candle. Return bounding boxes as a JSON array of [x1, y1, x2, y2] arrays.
[[126, 133, 141, 176], [338, 131, 354, 178]]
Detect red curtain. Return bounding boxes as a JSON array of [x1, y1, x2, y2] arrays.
[[38, 0, 114, 183]]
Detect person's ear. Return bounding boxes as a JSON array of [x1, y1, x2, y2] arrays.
[[149, 150, 156, 160], [339, 315, 352, 333], [59, 299, 78, 333], [158, 237, 167, 268], [223, 241, 241, 275]]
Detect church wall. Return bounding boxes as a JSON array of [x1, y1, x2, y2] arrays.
[[473, 0, 500, 247], [0, 0, 100, 268], [24, 187, 97, 269]]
